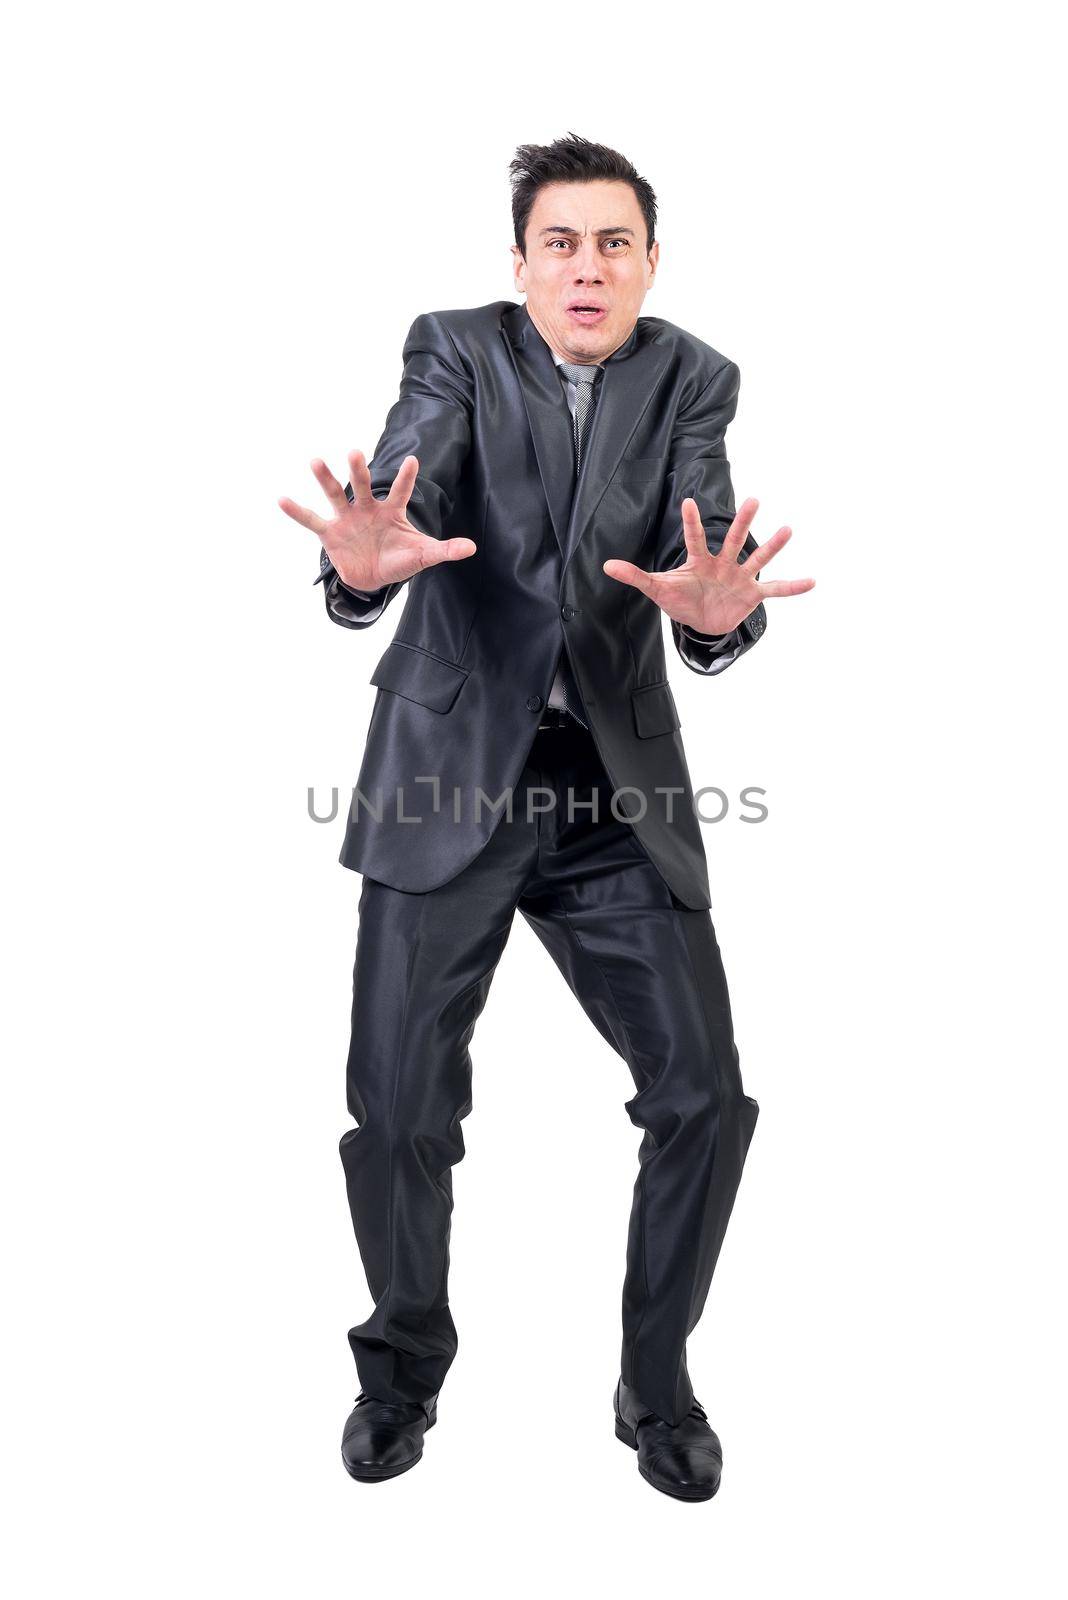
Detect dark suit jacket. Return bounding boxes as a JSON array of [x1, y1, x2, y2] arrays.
[[314, 299, 766, 910]]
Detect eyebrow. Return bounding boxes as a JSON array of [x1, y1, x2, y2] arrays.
[[537, 225, 635, 238]]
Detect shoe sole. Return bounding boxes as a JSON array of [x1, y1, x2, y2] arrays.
[[342, 1413, 436, 1482], [615, 1415, 721, 1503], [342, 1449, 424, 1482]]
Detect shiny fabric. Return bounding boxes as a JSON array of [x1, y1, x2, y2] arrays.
[[313, 300, 768, 910], [545, 356, 597, 725], [545, 351, 737, 722], [340, 720, 759, 1427]]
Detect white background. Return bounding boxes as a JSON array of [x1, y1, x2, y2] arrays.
[[4, 1, 1064, 1593]]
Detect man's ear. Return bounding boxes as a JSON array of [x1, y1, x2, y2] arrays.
[[646, 239, 660, 287], [511, 243, 526, 292]]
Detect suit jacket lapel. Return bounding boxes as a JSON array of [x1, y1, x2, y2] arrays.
[[501, 302, 575, 559], [501, 301, 672, 570], [565, 326, 671, 570]]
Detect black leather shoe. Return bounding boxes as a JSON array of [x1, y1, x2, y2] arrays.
[[341, 1390, 438, 1481], [614, 1377, 723, 1501]]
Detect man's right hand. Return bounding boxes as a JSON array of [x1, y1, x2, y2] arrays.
[[278, 449, 476, 591]]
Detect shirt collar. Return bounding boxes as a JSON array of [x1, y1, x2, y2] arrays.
[[552, 350, 603, 377]]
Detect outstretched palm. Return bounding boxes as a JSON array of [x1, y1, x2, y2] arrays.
[[603, 496, 814, 635], [278, 450, 476, 590]]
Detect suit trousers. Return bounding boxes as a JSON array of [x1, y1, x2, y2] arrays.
[[339, 718, 760, 1426]]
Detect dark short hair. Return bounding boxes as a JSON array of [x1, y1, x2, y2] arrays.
[[509, 132, 658, 255]]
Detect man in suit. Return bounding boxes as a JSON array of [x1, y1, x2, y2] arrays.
[[279, 134, 814, 1501]]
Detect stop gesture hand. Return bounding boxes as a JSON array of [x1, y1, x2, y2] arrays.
[[279, 450, 476, 590], [603, 497, 814, 635]]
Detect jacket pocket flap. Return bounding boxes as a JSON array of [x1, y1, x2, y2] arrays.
[[369, 641, 469, 714], [631, 680, 681, 738]]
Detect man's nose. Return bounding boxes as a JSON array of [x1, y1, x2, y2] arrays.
[[572, 243, 605, 281]]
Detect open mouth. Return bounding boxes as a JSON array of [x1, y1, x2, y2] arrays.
[[566, 303, 608, 325]]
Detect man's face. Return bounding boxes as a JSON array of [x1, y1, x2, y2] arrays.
[[512, 179, 659, 365]]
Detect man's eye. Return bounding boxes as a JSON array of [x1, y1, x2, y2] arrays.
[[548, 238, 572, 249], [603, 238, 628, 250]]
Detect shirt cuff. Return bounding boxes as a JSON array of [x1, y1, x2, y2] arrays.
[[314, 557, 394, 627], [678, 623, 739, 651]]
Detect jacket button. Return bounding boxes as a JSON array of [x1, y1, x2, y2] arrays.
[[526, 694, 543, 712], [561, 604, 577, 619]]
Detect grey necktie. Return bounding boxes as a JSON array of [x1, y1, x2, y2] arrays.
[[546, 363, 602, 727], [557, 361, 601, 474]]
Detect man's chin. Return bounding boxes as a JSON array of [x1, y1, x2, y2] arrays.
[[560, 327, 617, 362]]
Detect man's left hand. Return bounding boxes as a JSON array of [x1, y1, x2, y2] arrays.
[[603, 496, 815, 635]]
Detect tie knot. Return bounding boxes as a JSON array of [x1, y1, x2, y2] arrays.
[[558, 361, 601, 388]]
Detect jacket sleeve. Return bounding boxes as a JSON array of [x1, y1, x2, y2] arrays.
[[313, 311, 474, 630], [649, 358, 767, 676]]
